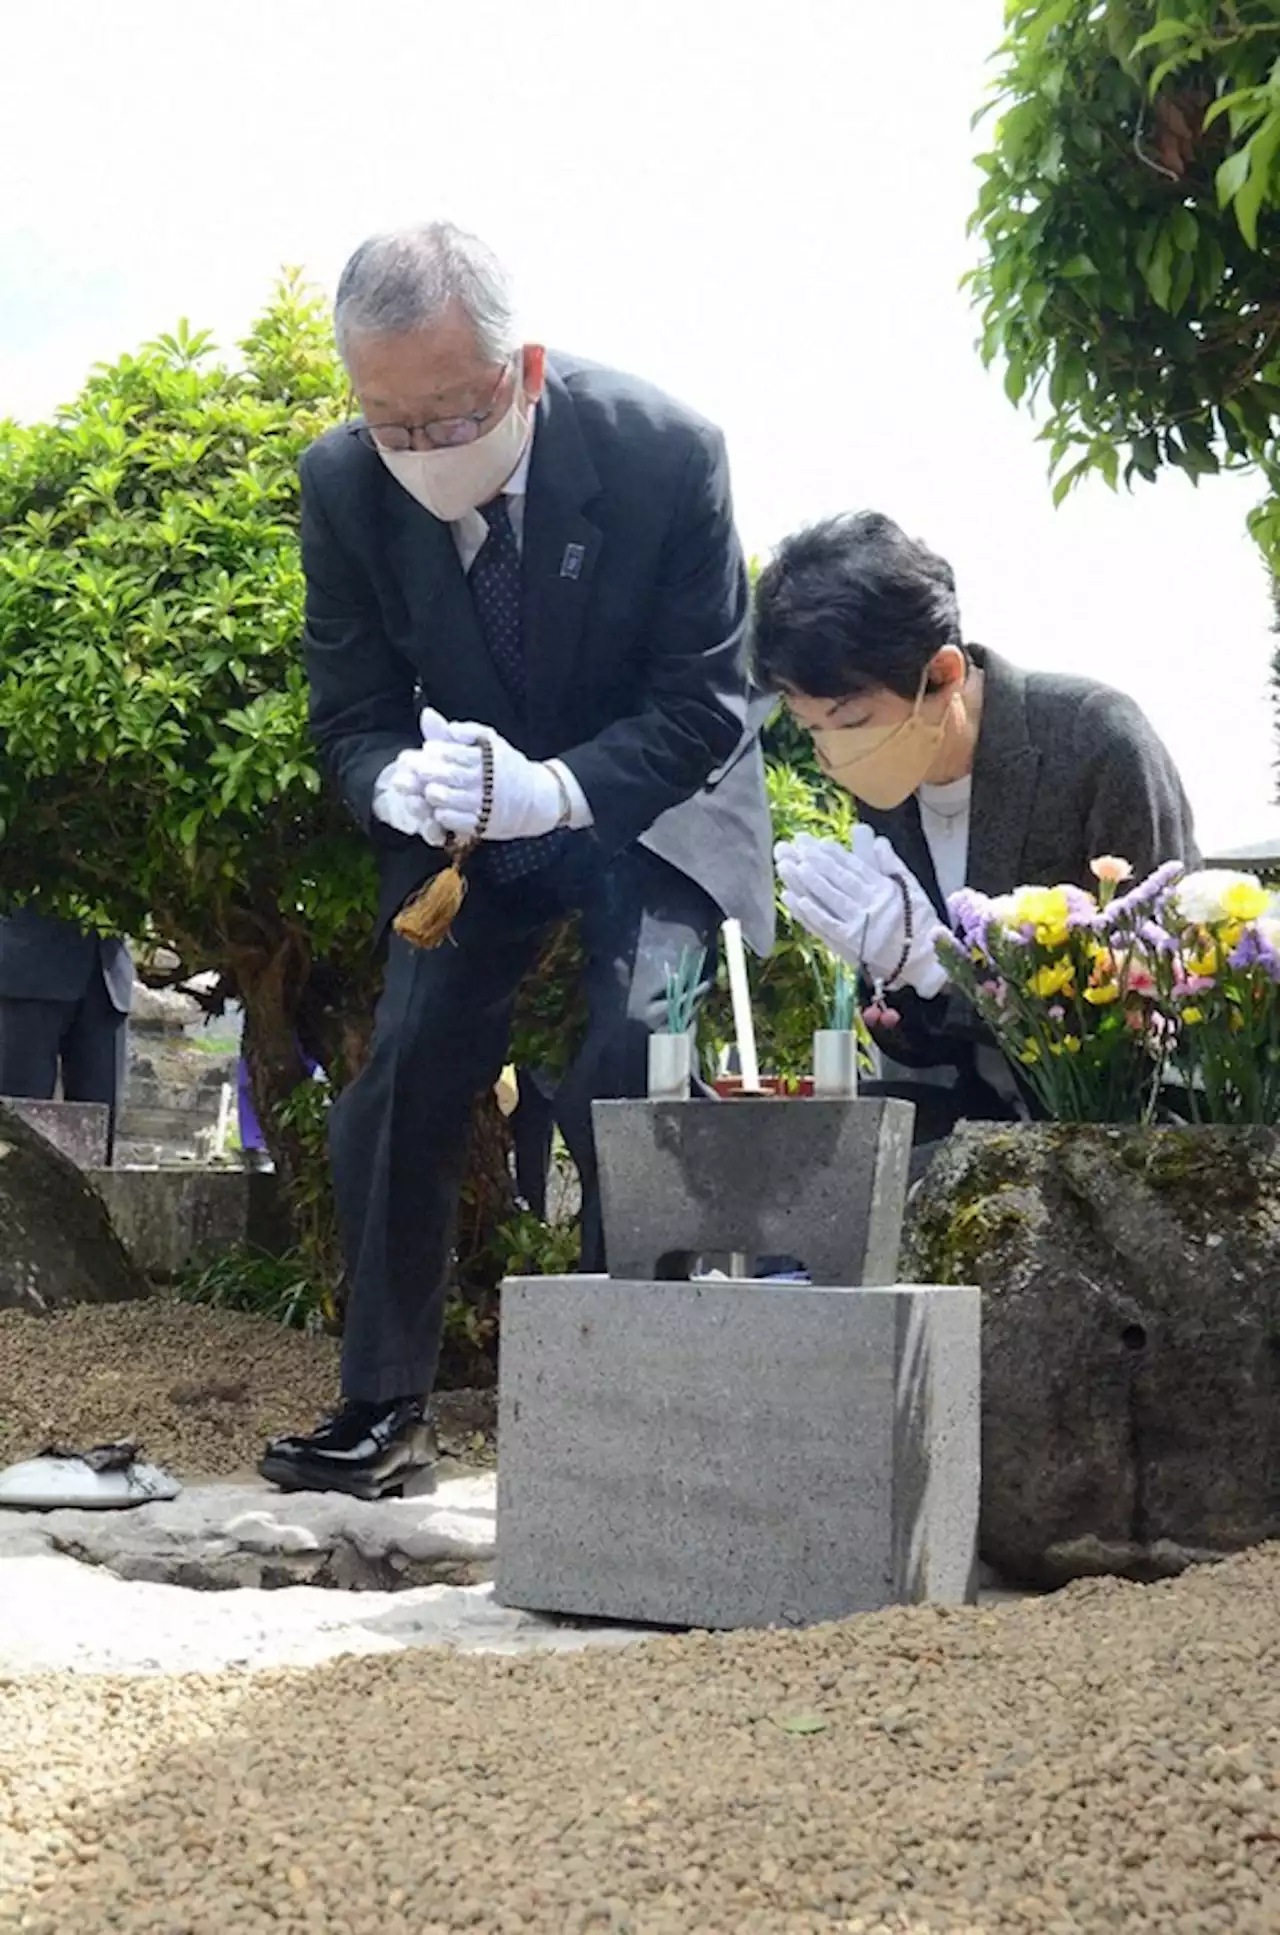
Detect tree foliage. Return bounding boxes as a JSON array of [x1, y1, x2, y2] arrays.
[[970, 0, 1280, 562], [0, 279, 368, 997]]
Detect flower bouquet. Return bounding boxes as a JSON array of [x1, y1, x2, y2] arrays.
[[939, 859, 1280, 1125]]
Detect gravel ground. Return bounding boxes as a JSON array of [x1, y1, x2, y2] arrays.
[[0, 1304, 495, 1476], [2, 1548, 1280, 1933]]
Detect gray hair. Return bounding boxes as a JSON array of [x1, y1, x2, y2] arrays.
[[333, 222, 517, 363]]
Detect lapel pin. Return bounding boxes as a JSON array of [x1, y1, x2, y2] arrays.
[[560, 542, 585, 581]]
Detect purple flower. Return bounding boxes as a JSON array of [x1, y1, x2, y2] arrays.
[[1108, 861, 1185, 923], [947, 888, 995, 953], [1229, 926, 1280, 982], [1064, 885, 1102, 930], [1138, 919, 1178, 955]]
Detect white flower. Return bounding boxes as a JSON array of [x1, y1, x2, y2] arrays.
[[1170, 869, 1264, 926]]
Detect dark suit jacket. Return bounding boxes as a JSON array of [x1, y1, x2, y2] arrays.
[[862, 644, 1199, 1084], [0, 910, 134, 1013], [301, 354, 774, 948]]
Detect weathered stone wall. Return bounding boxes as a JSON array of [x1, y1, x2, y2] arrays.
[[905, 1123, 1280, 1585]]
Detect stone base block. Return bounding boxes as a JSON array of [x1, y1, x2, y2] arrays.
[[495, 1274, 980, 1630], [591, 1097, 914, 1284], [1, 1098, 109, 1169], [90, 1166, 289, 1278]]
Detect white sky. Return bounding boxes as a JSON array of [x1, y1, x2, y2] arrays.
[[2, 0, 1274, 853]]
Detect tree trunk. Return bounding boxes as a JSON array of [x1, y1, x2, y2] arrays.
[[231, 925, 354, 1324]]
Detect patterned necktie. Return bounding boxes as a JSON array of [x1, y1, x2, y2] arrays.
[[468, 497, 570, 883]]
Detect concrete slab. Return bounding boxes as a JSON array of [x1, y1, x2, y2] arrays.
[[0, 1469, 1029, 1677], [0, 1469, 494, 1587], [0, 1472, 644, 1674]]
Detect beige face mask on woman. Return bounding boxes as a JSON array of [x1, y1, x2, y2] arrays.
[[810, 674, 953, 811], [376, 369, 532, 524]]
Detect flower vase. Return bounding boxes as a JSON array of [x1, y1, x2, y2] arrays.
[[648, 1030, 694, 1100], [812, 1029, 859, 1099]]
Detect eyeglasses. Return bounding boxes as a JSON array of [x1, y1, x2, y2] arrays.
[[349, 361, 513, 453]]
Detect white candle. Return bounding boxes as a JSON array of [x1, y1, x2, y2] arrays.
[[722, 919, 760, 1092]]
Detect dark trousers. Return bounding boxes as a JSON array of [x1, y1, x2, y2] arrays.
[[0, 971, 128, 1153], [332, 843, 720, 1403]]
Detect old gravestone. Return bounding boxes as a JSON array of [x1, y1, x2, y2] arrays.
[[0, 1102, 146, 1315], [905, 1121, 1280, 1587]]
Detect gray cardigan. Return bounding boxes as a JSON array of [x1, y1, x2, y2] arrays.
[[859, 644, 1199, 1081]]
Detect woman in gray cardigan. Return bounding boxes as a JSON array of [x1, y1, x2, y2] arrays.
[[753, 511, 1199, 1147]]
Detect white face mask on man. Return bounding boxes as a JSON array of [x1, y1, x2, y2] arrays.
[[375, 368, 534, 523]]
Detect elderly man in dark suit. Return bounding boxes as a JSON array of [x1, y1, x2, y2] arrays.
[[0, 911, 133, 1153], [262, 222, 773, 1499]]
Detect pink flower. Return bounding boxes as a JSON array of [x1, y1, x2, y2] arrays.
[[1176, 973, 1216, 997], [1091, 856, 1134, 885]]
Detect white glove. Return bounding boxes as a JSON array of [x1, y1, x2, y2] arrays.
[[774, 830, 950, 998], [371, 749, 447, 844], [419, 713, 574, 843], [369, 709, 463, 844]]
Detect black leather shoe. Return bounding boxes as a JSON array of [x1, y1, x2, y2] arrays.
[[259, 1398, 435, 1501]]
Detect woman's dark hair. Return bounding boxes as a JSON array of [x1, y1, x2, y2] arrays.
[[751, 511, 963, 700]]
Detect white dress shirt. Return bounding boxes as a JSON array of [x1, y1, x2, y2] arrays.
[[450, 436, 533, 573], [917, 774, 971, 905]]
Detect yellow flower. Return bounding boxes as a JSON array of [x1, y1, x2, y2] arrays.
[[1221, 881, 1269, 924], [1186, 948, 1218, 979], [1083, 984, 1121, 1006], [1063, 1035, 1082, 1054], [1181, 1006, 1203, 1026], [1018, 1040, 1041, 1065], [1029, 961, 1075, 999], [1011, 886, 1071, 949]]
